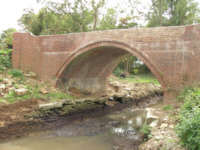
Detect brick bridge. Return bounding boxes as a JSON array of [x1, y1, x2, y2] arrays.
[[13, 25, 200, 100]]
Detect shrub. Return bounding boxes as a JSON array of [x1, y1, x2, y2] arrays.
[[8, 69, 24, 79], [0, 49, 12, 71], [176, 88, 200, 150], [140, 123, 152, 141], [113, 67, 124, 77]]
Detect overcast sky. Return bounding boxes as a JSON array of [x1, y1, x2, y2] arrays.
[[0, 0, 199, 33]]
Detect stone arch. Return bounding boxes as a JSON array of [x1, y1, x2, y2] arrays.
[[56, 40, 165, 95]]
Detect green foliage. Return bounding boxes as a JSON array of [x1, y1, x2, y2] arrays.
[[147, 0, 169, 27], [0, 49, 12, 71], [98, 8, 117, 30], [163, 105, 174, 111], [0, 28, 17, 49], [168, 0, 200, 26], [8, 69, 24, 79], [113, 55, 150, 78], [147, 0, 200, 27], [140, 123, 152, 141], [176, 88, 200, 150], [46, 91, 74, 101], [113, 67, 124, 77], [3, 84, 74, 103], [19, 1, 95, 35], [114, 74, 159, 85], [19, 0, 140, 35], [114, 55, 138, 76]]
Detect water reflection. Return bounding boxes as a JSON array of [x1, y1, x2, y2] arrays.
[[0, 107, 150, 150]]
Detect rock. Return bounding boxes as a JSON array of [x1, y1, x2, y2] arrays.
[[155, 135, 164, 140], [146, 108, 159, 125], [24, 72, 37, 78], [163, 117, 169, 122], [128, 120, 133, 125], [40, 88, 48, 94], [0, 121, 5, 127], [150, 120, 159, 127], [0, 84, 6, 92], [14, 88, 28, 96], [113, 146, 120, 150], [160, 123, 168, 129], [112, 81, 120, 86], [62, 99, 75, 105], [136, 116, 143, 127], [39, 102, 63, 109], [124, 87, 131, 91], [2, 78, 13, 86], [108, 96, 114, 101], [105, 101, 118, 107]]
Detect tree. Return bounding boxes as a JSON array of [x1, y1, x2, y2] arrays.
[[118, 16, 137, 29], [98, 8, 117, 30], [19, 0, 94, 35], [167, 0, 200, 25], [0, 28, 17, 49], [91, 0, 105, 30], [147, 0, 200, 27], [20, 0, 143, 35], [147, 0, 169, 27]]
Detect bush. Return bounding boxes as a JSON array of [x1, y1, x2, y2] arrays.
[[176, 88, 200, 150], [140, 123, 152, 141], [8, 69, 24, 79], [113, 67, 124, 77], [0, 49, 12, 71]]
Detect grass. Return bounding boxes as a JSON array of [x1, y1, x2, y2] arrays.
[[163, 105, 174, 111], [140, 123, 152, 141], [0, 69, 75, 103], [0, 50, 75, 103], [111, 73, 160, 85], [0, 84, 75, 103]]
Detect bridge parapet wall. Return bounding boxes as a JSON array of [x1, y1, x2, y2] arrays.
[[13, 25, 200, 98]]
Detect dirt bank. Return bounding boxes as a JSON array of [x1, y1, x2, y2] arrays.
[[0, 84, 162, 141]]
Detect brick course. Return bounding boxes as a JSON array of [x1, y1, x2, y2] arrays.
[[13, 25, 200, 100]]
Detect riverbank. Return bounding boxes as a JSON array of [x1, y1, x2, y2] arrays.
[[0, 69, 186, 150], [0, 69, 188, 150], [0, 95, 163, 150], [0, 80, 162, 141]]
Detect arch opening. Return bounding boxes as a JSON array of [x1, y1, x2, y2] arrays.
[[56, 41, 165, 96]]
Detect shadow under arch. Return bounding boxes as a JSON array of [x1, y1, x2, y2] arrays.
[[56, 40, 165, 95]]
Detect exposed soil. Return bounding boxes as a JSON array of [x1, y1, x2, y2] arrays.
[[0, 75, 163, 145], [0, 99, 45, 127], [0, 94, 162, 142], [0, 99, 47, 140]]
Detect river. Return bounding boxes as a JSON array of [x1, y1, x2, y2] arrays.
[[0, 96, 161, 150]]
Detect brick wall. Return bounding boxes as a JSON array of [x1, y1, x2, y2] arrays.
[[12, 25, 200, 100]]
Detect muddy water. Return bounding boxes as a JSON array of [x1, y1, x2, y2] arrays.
[[0, 102, 158, 150]]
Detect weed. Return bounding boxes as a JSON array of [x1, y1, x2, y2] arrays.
[[0, 49, 12, 71], [140, 123, 152, 141], [8, 69, 24, 79], [163, 105, 174, 111]]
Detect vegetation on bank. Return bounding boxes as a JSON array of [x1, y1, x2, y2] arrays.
[[0, 48, 159, 104], [176, 87, 200, 150], [0, 49, 74, 103], [116, 74, 159, 85]]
